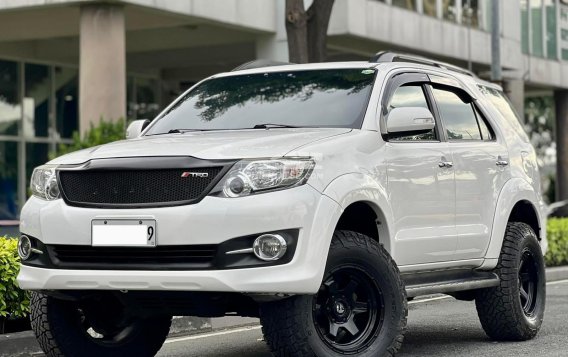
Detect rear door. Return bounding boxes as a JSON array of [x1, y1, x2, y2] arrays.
[[430, 83, 511, 260]]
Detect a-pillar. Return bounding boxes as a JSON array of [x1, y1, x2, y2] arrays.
[[79, 4, 126, 135]]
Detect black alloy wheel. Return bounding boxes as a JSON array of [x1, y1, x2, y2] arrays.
[[260, 231, 407, 357], [313, 266, 385, 354], [518, 248, 540, 317], [475, 222, 546, 341]]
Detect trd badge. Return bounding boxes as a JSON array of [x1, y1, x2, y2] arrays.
[[181, 172, 209, 178]]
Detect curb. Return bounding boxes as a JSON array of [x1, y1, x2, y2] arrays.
[[545, 265, 568, 282], [0, 331, 38, 357], [2, 266, 567, 357]]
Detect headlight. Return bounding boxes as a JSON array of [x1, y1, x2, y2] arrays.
[[213, 158, 315, 198], [30, 165, 61, 200]]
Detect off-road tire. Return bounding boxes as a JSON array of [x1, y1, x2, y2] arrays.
[[475, 222, 546, 341], [30, 292, 172, 357], [260, 230, 407, 357]]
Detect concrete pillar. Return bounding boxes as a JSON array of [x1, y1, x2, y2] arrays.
[[255, 0, 289, 62], [503, 79, 525, 122], [79, 4, 126, 135], [555, 90, 568, 201]]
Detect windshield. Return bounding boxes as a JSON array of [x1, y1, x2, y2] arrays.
[[145, 68, 376, 135]]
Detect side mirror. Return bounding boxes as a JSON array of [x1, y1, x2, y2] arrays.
[[126, 119, 150, 139], [386, 107, 435, 135]]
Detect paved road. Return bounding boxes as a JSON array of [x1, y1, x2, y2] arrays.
[[158, 279, 568, 357]]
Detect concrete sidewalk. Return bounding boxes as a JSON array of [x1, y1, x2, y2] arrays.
[[1, 266, 567, 357]]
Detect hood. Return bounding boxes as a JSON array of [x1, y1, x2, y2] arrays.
[[50, 128, 352, 165]]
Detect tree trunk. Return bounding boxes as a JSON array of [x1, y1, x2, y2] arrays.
[[555, 90, 568, 203], [285, 0, 309, 63], [307, 0, 335, 62]]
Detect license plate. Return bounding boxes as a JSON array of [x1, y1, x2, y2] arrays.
[[91, 219, 156, 247]]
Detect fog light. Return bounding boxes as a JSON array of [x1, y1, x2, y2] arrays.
[[17, 235, 32, 261], [253, 234, 287, 261]]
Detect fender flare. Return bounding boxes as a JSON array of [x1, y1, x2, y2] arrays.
[[484, 178, 542, 261], [321, 173, 395, 254]]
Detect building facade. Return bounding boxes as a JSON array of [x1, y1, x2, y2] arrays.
[[0, 0, 567, 225]]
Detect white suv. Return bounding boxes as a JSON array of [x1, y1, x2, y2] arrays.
[[17, 52, 547, 357]]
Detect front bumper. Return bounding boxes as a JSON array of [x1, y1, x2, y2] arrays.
[[17, 185, 342, 294]]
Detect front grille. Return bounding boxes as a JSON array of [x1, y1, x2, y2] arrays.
[[58, 167, 223, 208], [46, 244, 218, 270]]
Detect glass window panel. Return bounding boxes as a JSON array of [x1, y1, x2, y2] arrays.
[[532, 0, 544, 57], [432, 87, 481, 140], [424, 0, 437, 17], [478, 85, 530, 143], [462, 0, 480, 28], [54, 66, 78, 139], [443, 0, 459, 22], [521, 0, 530, 53], [389, 85, 436, 141], [24, 63, 50, 138], [135, 77, 160, 120], [392, 0, 416, 11], [561, 3, 568, 60], [480, 0, 491, 30], [0, 141, 18, 220], [546, 0, 558, 59], [0, 60, 20, 137]]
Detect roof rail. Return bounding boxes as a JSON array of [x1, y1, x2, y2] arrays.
[[231, 60, 292, 72], [369, 51, 475, 78]]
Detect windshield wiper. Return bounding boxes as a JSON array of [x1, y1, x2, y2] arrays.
[[252, 123, 299, 129], [145, 129, 210, 136], [168, 129, 205, 134]]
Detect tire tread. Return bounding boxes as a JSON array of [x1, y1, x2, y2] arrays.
[[475, 222, 544, 341], [261, 230, 407, 357]]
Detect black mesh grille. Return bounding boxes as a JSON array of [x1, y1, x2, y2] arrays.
[[46, 244, 218, 270], [59, 167, 222, 207]]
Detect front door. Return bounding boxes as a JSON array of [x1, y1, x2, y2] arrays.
[[384, 82, 457, 266]]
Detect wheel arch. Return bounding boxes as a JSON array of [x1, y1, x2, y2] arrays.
[[484, 178, 546, 263], [322, 173, 395, 254]]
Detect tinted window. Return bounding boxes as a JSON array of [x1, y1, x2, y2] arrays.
[[478, 85, 529, 143], [388, 85, 436, 141], [432, 87, 481, 140], [145, 69, 376, 134]]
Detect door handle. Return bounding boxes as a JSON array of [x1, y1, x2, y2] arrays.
[[496, 157, 509, 167], [438, 161, 453, 168]]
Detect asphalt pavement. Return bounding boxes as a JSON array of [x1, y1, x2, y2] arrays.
[[157, 279, 568, 357]]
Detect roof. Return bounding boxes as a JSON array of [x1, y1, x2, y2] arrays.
[[216, 59, 502, 91]]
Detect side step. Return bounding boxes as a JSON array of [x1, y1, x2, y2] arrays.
[[402, 269, 500, 298]]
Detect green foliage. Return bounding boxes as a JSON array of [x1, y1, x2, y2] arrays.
[[0, 237, 29, 318], [50, 118, 126, 159], [545, 218, 568, 267]]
